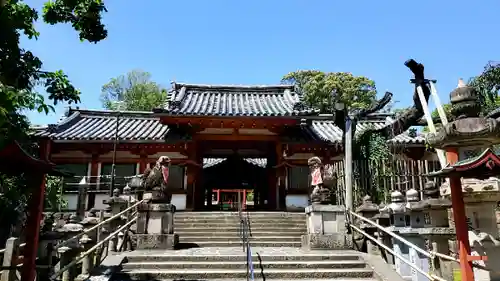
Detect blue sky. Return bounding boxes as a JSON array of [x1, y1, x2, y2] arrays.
[[23, 0, 499, 125]]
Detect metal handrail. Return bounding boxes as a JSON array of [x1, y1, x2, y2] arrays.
[[50, 213, 138, 280], [56, 199, 144, 248], [349, 223, 446, 281], [348, 210, 499, 275]]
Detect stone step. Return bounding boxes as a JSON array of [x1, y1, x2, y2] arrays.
[[174, 218, 306, 223], [176, 231, 305, 236], [180, 236, 302, 243], [177, 241, 303, 247], [122, 260, 367, 270], [175, 222, 305, 228], [115, 279, 376, 281], [116, 268, 374, 280], [175, 212, 304, 216], [125, 252, 363, 262], [174, 227, 306, 232]]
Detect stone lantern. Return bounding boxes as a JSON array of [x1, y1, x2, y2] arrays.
[[425, 79, 500, 281], [355, 195, 379, 254], [405, 188, 426, 229], [382, 190, 410, 279]]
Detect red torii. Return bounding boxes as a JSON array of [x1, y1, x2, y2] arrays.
[[0, 140, 66, 281]]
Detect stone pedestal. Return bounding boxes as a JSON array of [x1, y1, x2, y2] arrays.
[[301, 204, 352, 250], [136, 202, 178, 250]]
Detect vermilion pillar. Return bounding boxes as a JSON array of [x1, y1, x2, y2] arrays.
[[243, 189, 247, 210], [21, 140, 50, 281], [139, 155, 149, 173], [446, 147, 475, 281]]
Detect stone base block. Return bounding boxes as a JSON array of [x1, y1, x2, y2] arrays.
[[136, 234, 179, 250], [301, 233, 352, 250]]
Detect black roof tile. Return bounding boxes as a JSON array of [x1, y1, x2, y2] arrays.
[[34, 109, 425, 145], [34, 109, 169, 142], [156, 83, 318, 117]]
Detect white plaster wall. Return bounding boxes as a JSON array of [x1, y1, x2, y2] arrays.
[[286, 194, 308, 211], [94, 194, 109, 210], [171, 194, 186, 211], [63, 194, 79, 210]]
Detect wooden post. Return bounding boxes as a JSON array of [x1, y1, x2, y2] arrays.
[[446, 147, 475, 281], [1, 237, 19, 281]]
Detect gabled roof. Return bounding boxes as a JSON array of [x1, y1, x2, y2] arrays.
[[34, 109, 170, 142], [33, 109, 425, 145], [155, 83, 318, 117]]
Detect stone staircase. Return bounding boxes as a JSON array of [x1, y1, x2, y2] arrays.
[[117, 247, 379, 281], [174, 211, 306, 247], [113, 212, 388, 281]]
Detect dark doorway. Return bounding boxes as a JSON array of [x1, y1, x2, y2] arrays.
[[202, 156, 267, 211]]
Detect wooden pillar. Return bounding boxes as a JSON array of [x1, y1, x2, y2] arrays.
[[267, 142, 278, 211], [275, 143, 286, 211], [139, 155, 149, 173], [243, 189, 247, 210], [21, 140, 50, 281], [446, 147, 475, 281], [87, 154, 100, 209], [186, 142, 202, 210], [216, 189, 220, 202]]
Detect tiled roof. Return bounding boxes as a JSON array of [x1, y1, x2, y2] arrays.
[[203, 158, 267, 169], [303, 118, 425, 145], [34, 109, 425, 145], [34, 109, 170, 142], [156, 83, 318, 117]]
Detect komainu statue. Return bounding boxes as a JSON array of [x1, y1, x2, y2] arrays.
[[308, 156, 337, 204], [142, 156, 172, 203]]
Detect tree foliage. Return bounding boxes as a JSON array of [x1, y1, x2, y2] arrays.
[[424, 62, 500, 131], [101, 70, 167, 111], [0, 0, 108, 245], [281, 71, 377, 113], [0, 0, 108, 146]]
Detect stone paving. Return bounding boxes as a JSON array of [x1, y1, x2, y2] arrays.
[[128, 246, 361, 256]]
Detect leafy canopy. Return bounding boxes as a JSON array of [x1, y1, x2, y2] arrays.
[[0, 0, 108, 146], [101, 70, 167, 111], [424, 61, 500, 131], [0, 0, 108, 244], [281, 70, 377, 113]]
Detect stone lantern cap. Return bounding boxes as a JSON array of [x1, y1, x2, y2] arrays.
[[421, 180, 451, 209], [426, 148, 500, 180], [355, 195, 379, 213], [104, 188, 128, 205], [380, 190, 405, 214], [405, 188, 427, 211], [426, 79, 500, 148], [57, 214, 83, 233], [81, 208, 100, 225]]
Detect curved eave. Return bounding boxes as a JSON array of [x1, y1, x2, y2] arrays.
[[425, 148, 500, 179]]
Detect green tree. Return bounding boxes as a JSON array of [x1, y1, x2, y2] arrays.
[[0, 0, 108, 245], [101, 70, 167, 111], [1, 0, 108, 147], [424, 62, 500, 131], [281, 70, 377, 113]]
